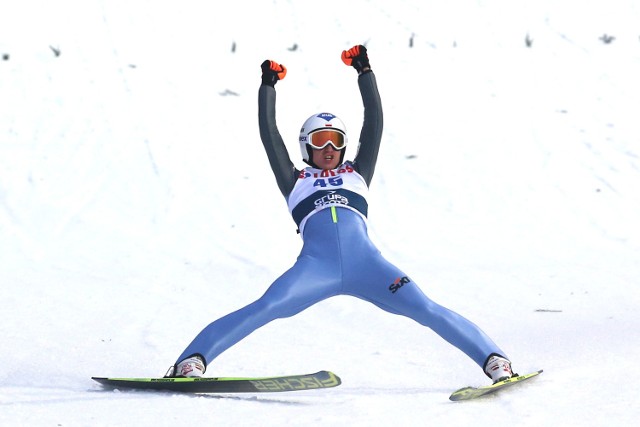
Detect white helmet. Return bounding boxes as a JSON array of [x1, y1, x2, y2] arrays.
[[299, 112, 348, 166]]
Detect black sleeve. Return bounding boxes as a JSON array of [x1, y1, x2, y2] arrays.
[[352, 71, 383, 187], [258, 84, 299, 198]]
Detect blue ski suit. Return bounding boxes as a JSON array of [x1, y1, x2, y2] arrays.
[[176, 70, 507, 370]]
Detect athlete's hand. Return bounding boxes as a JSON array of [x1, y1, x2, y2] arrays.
[[341, 45, 371, 74], [261, 60, 287, 87]]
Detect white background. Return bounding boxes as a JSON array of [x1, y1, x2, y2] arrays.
[[1, 0, 639, 425]]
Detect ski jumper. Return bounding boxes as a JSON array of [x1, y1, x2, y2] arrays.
[[176, 71, 507, 368]]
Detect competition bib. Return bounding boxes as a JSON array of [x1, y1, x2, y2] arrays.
[[287, 162, 369, 233]]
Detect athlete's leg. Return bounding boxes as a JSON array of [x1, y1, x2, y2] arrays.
[[176, 254, 340, 365], [330, 210, 507, 366], [366, 276, 507, 367], [344, 247, 507, 367]]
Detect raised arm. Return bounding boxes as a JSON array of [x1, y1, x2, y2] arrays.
[[342, 45, 383, 187], [258, 60, 299, 198]]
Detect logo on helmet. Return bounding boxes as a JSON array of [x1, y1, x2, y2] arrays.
[[317, 113, 337, 121]]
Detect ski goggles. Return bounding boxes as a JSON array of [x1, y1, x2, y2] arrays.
[[308, 129, 346, 150]]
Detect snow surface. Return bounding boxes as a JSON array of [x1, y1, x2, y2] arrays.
[[1, 0, 640, 426]]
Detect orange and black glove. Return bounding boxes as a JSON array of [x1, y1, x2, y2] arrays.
[[261, 60, 287, 87], [341, 45, 370, 74]]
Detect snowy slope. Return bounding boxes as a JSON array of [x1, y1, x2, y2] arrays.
[[1, 1, 639, 426]]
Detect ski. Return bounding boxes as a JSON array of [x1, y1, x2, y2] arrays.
[[92, 370, 341, 394], [449, 370, 543, 401]]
